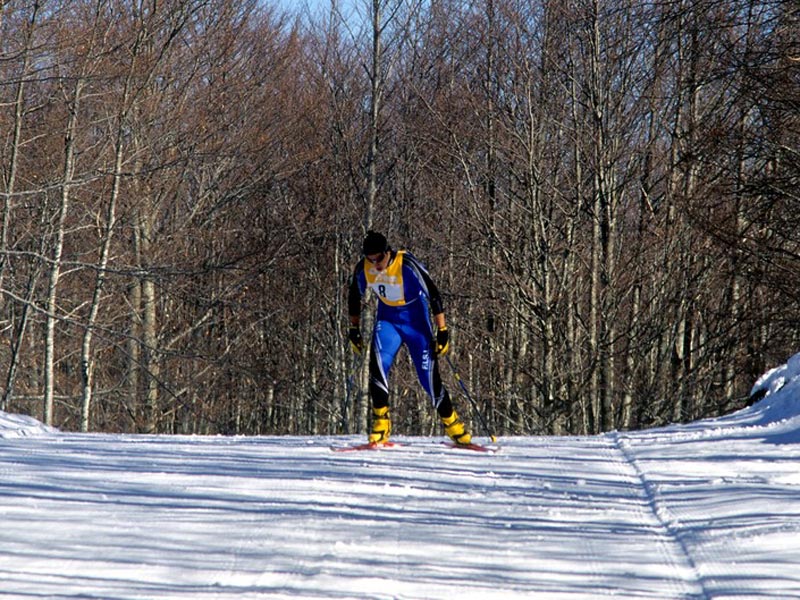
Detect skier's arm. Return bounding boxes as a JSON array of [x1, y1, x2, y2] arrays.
[[347, 261, 366, 326], [404, 252, 449, 355], [347, 261, 366, 354], [404, 252, 445, 316]]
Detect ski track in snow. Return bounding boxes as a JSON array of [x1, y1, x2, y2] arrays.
[[2, 358, 800, 599], [611, 433, 706, 599]]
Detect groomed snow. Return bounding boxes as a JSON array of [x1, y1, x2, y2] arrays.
[[1, 354, 799, 599]]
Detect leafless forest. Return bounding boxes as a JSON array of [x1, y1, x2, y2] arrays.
[[0, 0, 798, 436]]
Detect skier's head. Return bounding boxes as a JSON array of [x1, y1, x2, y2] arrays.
[[362, 230, 388, 256], [362, 230, 390, 271]]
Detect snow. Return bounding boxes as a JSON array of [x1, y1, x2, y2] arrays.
[[2, 355, 800, 599], [0, 410, 57, 439]]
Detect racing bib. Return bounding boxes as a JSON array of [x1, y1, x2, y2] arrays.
[[364, 251, 407, 306]]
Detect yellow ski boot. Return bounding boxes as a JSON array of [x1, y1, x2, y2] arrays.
[[441, 410, 471, 445], [368, 406, 391, 444]]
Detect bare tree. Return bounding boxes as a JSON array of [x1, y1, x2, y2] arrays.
[[0, 1, 43, 411]]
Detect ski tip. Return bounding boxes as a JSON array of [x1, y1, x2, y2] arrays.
[[444, 441, 500, 453]]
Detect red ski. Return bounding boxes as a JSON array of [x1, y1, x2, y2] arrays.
[[330, 441, 401, 452], [443, 441, 500, 453]]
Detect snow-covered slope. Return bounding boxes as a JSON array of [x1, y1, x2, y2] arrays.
[[1, 355, 799, 599]]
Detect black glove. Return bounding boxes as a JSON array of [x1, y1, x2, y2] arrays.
[[434, 326, 450, 356], [348, 325, 364, 355]]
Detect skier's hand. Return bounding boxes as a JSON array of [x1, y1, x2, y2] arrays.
[[434, 326, 450, 356], [348, 325, 364, 355]]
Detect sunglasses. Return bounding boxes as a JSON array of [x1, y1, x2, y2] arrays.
[[365, 252, 386, 264]]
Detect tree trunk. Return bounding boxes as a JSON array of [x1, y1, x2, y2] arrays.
[[365, 0, 383, 230], [141, 215, 160, 434]]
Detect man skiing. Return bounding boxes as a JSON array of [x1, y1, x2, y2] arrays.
[[347, 230, 471, 446]]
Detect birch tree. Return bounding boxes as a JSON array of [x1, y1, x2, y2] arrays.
[[44, 3, 106, 425]]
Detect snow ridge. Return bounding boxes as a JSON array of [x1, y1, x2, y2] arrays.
[[0, 410, 58, 438]]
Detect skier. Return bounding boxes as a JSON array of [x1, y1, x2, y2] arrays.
[[347, 230, 471, 446]]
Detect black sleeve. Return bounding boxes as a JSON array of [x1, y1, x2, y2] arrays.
[[422, 269, 445, 315], [348, 260, 365, 318]]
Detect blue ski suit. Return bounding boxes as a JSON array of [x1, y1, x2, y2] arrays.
[[348, 250, 451, 413]]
